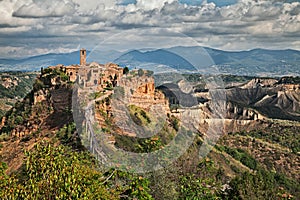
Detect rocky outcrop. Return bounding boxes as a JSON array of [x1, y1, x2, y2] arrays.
[[119, 75, 169, 112], [226, 102, 265, 120], [241, 78, 277, 89], [226, 78, 300, 121], [34, 89, 48, 104], [2, 69, 74, 138]]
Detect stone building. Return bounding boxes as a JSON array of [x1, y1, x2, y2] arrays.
[[47, 48, 123, 85], [76, 62, 123, 90], [65, 65, 80, 82]]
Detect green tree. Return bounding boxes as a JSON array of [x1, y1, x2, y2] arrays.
[[15, 116, 24, 125], [23, 142, 119, 199], [225, 170, 298, 200], [180, 174, 221, 200], [136, 137, 162, 153], [0, 142, 119, 200], [123, 67, 129, 75]]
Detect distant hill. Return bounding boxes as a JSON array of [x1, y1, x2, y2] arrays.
[[203, 47, 300, 76], [166, 46, 300, 76], [0, 51, 83, 71], [1, 47, 300, 77], [114, 49, 197, 71]]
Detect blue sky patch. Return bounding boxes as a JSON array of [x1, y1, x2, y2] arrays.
[[207, 0, 238, 7], [178, 0, 203, 6], [118, 0, 136, 5]]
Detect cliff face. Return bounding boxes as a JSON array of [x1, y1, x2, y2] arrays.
[[226, 102, 265, 120], [1, 70, 73, 138], [0, 69, 74, 174], [103, 73, 170, 137], [118, 74, 169, 112], [226, 78, 300, 121]]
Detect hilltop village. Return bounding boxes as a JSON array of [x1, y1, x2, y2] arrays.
[[48, 49, 123, 85], [37, 49, 170, 138], [47, 48, 169, 110]]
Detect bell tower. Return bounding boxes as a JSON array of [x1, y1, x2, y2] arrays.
[[80, 48, 86, 66]]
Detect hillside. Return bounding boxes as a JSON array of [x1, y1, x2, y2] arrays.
[[0, 68, 299, 199], [0, 71, 38, 119]]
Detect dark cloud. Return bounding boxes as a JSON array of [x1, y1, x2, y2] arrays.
[[0, 24, 19, 28], [290, 4, 300, 15]]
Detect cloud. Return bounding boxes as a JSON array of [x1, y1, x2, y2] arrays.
[[1, 0, 300, 58], [135, 0, 177, 10], [13, 0, 77, 18], [243, 3, 281, 21]]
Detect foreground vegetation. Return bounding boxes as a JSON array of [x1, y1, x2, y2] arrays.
[[1, 123, 298, 199]]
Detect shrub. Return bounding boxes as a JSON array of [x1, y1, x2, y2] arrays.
[[33, 79, 45, 92], [138, 69, 144, 77], [123, 66, 129, 75]]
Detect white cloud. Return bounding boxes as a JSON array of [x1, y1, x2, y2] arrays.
[[13, 0, 77, 18], [1, 0, 300, 58], [135, 0, 177, 11]]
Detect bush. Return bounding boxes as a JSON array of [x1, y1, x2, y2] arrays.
[[170, 115, 179, 131], [60, 73, 69, 82], [146, 70, 154, 77], [138, 69, 144, 77], [14, 115, 24, 125], [123, 66, 129, 75], [224, 147, 257, 170], [225, 169, 299, 200], [180, 175, 221, 200], [33, 79, 45, 92], [0, 142, 119, 200]]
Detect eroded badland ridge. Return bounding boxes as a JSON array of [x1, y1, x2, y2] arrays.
[[0, 49, 299, 199]]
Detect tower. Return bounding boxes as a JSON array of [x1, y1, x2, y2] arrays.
[[80, 48, 86, 66]]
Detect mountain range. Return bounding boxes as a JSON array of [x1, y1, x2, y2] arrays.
[[1, 47, 300, 77]]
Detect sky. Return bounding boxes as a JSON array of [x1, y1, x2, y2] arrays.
[[0, 0, 300, 58]]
